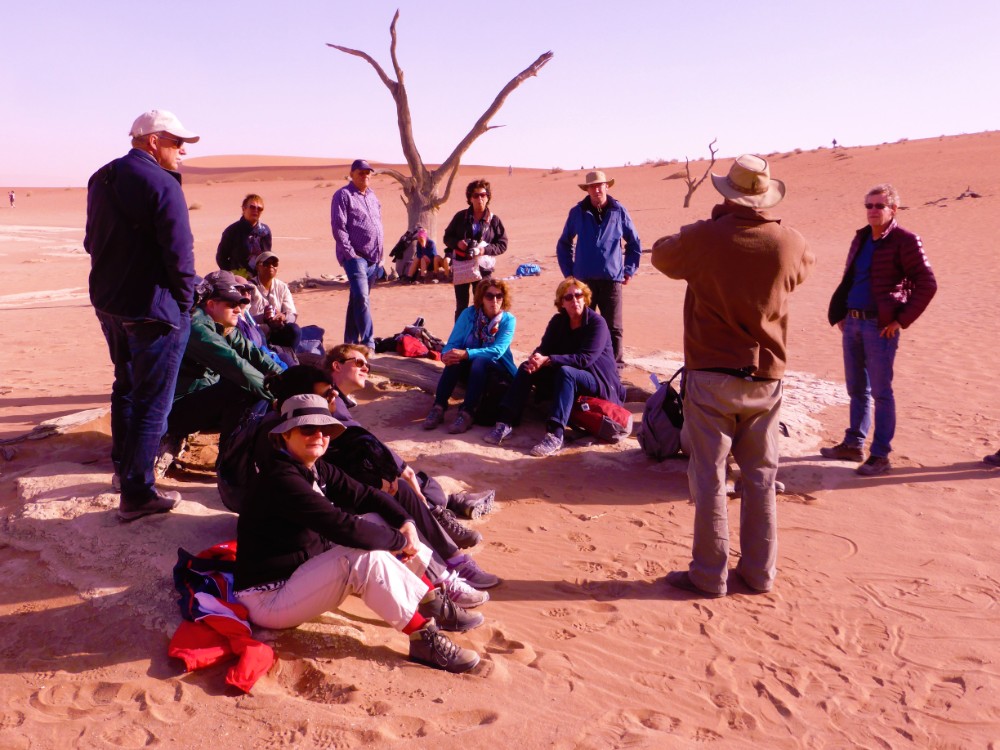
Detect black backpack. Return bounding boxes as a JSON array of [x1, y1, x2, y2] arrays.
[[637, 367, 685, 460], [324, 425, 400, 489], [216, 399, 271, 513]]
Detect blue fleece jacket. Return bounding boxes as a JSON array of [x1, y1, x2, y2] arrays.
[[443, 306, 517, 377], [556, 195, 641, 282]]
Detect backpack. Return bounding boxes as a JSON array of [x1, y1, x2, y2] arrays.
[[216, 399, 271, 513], [637, 367, 685, 460], [569, 396, 633, 443], [324, 425, 400, 489]]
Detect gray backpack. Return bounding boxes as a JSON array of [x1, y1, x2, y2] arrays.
[[637, 368, 685, 460]]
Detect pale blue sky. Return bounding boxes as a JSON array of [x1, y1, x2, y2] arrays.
[[3, 0, 998, 186]]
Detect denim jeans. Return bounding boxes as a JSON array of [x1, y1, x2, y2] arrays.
[[842, 317, 899, 457], [96, 310, 190, 504], [585, 278, 624, 364], [434, 357, 509, 415], [498, 364, 599, 429], [343, 256, 377, 348]]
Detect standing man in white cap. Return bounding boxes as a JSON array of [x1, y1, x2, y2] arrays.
[[84, 109, 199, 521], [651, 155, 814, 597], [556, 170, 642, 366], [331, 159, 383, 350]]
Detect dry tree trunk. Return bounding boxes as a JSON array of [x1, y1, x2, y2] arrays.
[[683, 138, 719, 208], [327, 10, 553, 236]]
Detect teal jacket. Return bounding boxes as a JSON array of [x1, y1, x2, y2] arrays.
[[175, 307, 284, 400], [443, 306, 517, 377]]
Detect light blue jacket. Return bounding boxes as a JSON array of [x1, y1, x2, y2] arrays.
[[443, 307, 517, 377], [556, 195, 641, 282]]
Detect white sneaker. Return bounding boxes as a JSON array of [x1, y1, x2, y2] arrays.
[[438, 570, 490, 608]]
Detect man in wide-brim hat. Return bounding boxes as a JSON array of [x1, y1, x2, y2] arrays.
[[650, 154, 815, 598], [556, 169, 642, 367]]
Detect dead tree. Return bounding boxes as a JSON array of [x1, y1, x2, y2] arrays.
[[682, 138, 719, 208], [327, 11, 553, 235]]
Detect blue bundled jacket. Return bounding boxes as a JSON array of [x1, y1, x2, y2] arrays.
[[556, 195, 641, 282], [443, 306, 517, 378], [84, 149, 196, 328]]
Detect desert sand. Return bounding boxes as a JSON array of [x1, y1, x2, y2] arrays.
[[1, 133, 999, 749]]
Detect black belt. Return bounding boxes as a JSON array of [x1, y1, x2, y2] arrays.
[[847, 309, 878, 320]]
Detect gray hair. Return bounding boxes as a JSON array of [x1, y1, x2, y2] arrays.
[[867, 183, 900, 207]]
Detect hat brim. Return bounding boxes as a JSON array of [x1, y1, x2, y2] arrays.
[[212, 290, 251, 305], [711, 174, 785, 208], [270, 411, 345, 439], [578, 178, 615, 191]]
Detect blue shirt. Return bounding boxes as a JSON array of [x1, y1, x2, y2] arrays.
[[846, 236, 877, 311], [331, 182, 383, 266]]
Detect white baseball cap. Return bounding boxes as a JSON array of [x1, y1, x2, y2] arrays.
[[129, 109, 200, 143]]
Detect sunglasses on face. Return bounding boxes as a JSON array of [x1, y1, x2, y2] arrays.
[[245, 204, 264, 212], [471, 192, 489, 198], [260, 259, 278, 267], [864, 202, 889, 210], [295, 425, 328, 437], [157, 134, 184, 148], [340, 357, 370, 370], [562, 291, 585, 301], [483, 292, 504, 301]]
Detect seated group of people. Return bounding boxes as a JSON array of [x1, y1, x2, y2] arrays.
[[423, 276, 625, 458]]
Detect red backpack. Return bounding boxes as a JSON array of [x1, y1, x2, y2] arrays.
[[569, 396, 633, 443]]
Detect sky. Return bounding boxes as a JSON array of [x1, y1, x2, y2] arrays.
[[3, 0, 998, 186]]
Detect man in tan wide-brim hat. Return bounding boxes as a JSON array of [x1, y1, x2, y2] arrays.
[[650, 154, 815, 598], [556, 170, 642, 366]]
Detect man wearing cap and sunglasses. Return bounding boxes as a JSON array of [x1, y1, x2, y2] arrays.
[[156, 270, 284, 476], [85, 109, 199, 521], [652, 154, 814, 598], [331, 159, 384, 350], [556, 170, 642, 367], [822, 184, 936, 476]]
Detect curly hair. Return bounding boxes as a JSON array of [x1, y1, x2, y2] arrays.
[[465, 179, 491, 206], [554, 277, 592, 310], [473, 278, 512, 312]]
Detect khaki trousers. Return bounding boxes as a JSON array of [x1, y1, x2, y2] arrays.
[[681, 370, 781, 594]]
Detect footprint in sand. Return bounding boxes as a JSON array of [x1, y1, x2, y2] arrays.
[[274, 661, 360, 705]]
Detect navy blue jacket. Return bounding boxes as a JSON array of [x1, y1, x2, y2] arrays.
[[536, 306, 625, 403], [84, 149, 196, 328], [556, 195, 641, 282]]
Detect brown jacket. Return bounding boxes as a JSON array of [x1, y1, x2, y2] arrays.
[[652, 202, 814, 380]]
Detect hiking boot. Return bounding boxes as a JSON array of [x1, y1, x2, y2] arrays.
[[449, 555, 500, 590], [447, 410, 474, 435], [484, 422, 512, 446], [983, 450, 1000, 467], [118, 488, 180, 522], [417, 588, 483, 632], [448, 489, 496, 520], [856, 455, 891, 476], [530, 431, 564, 457], [408, 620, 480, 673], [438, 570, 490, 608], [422, 404, 445, 431], [820, 442, 864, 462], [154, 434, 186, 479], [431, 505, 482, 549]]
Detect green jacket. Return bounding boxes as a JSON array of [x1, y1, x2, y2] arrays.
[[175, 307, 283, 401]]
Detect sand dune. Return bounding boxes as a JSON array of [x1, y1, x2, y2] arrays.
[[0, 133, 998, 748]]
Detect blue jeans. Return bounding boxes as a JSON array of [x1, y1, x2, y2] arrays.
[[96, 310, 190, 504], [343, 256, 377, 348], [842, 316, 899, 457], [498, 364, 599, 429], [434, 357, 509, 414]]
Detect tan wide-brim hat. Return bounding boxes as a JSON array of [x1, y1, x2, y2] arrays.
[[578, 170, 615, 191], [710, 154, 785, 208]]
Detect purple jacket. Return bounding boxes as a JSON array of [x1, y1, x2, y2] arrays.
[[828, 221, 937, 329]]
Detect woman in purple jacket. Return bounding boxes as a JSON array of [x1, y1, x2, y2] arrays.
[[483, 277, 625, 458]]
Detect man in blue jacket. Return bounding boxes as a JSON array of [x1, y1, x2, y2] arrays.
[[556, 170, 642, 366], [85, 109, 199, 522]]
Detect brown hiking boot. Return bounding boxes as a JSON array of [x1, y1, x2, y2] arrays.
[[408, 620, 480, 673], [820, 442, 864, 463]]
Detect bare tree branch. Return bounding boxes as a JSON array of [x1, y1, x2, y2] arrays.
[[682, 138, 719, 208], [324, 43, 398, 96]]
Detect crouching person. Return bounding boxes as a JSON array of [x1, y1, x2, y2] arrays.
[[234, 395, 482, 673], [158, 270, 284, 474]]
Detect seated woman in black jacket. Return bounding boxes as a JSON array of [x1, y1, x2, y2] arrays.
[[483, 277, 625, 458], [234, 394, 481, 673]]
